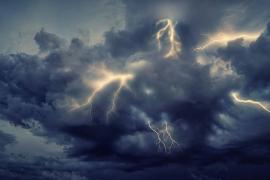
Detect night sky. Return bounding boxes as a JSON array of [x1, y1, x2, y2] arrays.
[[1, 0, 270, 179]]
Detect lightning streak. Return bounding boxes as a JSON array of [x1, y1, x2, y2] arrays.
[[156, 18, 181, 59], [71, 65, 134, 120], [231, 92, 270, 113], [147, 121, 180, 153], [195, 31, 261, 51]]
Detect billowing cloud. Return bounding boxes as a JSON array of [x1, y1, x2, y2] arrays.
[[35, 28, 67, 53], [1, 0, 270, 179]]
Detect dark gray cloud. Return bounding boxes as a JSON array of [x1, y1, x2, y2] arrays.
[[104, 22, 156, 58], [35, 29, 67, 52], [0, 131, 16, 151], [0, 0, 270, 179], [218, 23, 270, 90]]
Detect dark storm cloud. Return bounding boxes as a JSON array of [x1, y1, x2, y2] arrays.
[[0, 156, 91, 180], [0, 52, 75, 126], [0, 131, 16, 151], [0, 25, 230, 168], [34, 28, 67, 52], [218, 23, 270, 90], [0, 30, 108, 142], [1, 0, 270, 179], [122, 0, 237, 42], [104, 22, 156, 58], [210, 22, 270, 165]]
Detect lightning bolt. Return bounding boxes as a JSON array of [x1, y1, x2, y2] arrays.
[[156, 18, 181, 59], [71, 64, 134, 120], [195, 31, 261, 51], [147, 120, 180, 153], [231, 92, 270, 113]]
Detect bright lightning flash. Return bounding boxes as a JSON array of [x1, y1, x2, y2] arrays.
[[231, 92, 270, 113], [71, 65, 134, 120], [147, 120, 180, 153], [156, 18, 181, 59], [195, 31, 261, 51]]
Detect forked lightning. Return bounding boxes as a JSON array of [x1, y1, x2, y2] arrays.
[[71, 65, 134, 120], [156, 18, 181, 59], [147, 120, 180, 153]]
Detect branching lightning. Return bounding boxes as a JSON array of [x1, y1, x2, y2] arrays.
[[71, 65, 134, 120], [231, 92, 270, 113], [195, 31, 261, 51], [147, 120, 180, 153], [156, 18, 181, 59]]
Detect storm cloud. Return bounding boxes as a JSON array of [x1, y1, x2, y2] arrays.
[[1, 0, 270, 179]]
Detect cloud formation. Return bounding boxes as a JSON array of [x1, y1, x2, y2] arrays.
[[1, 0, 270, 179]]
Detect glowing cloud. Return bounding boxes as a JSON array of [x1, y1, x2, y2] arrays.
[[156, 18, 181, 59], [71, 64, 135, 120], [195, 31, 261, 51], [231, 92, 270, 113], [147, 120, 180, 153]]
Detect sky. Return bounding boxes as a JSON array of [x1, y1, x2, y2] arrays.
[[0, 0, 125, 54], [1, 0, 270, 179]]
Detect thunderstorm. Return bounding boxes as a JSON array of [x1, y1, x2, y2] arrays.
[[231, 92, 270, 113], [71, 65, 135, 120], [195, 31, 261, 51], [147, 120, 180, 153], [156, 18, 181, 59]]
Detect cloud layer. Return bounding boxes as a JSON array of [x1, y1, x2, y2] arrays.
[[1, 0, 270, 179]]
